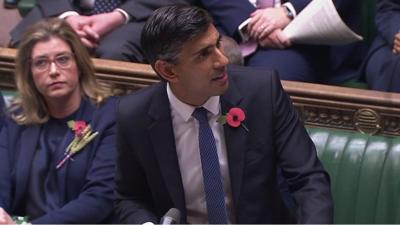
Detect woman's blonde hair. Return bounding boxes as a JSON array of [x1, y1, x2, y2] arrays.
[[14, 18, 112, 125]]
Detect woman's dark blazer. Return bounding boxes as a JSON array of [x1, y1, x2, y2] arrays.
[[0, 97, 117, 224]]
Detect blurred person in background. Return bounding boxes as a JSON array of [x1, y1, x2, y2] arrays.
[[203, 0, 367, 84], [10, 0, 197, 62], [365, 0, 400, 92]]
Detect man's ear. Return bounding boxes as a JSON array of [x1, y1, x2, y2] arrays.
[[154, 60, 178, 83]]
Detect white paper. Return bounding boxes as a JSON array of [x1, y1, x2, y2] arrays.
[[283, 0, 363, 45], [238, 18, 252, 42]]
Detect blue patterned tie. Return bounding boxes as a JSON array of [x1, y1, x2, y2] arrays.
[[192, 107, 228, 224], [92, 0, 121, 14]]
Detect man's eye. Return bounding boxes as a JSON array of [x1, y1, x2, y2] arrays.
[[216, 40, 221, 49], [199, 50, 211, 58]]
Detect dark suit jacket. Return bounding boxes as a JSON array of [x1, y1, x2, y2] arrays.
[[374, 0, 400, 46], [363, 0, 400, 91], [0, 92, 5, 129], [115, 66, 333, 224], [0, 97, 117, 223]]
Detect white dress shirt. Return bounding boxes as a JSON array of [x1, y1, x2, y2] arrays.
[[167, 83, 234, 224]]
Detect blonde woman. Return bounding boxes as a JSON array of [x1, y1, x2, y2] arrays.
[[0, 18, 117, 224]]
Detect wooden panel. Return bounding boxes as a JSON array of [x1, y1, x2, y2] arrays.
[[1, 47, 399, 136]]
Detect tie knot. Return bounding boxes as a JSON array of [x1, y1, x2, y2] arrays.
[[91, 0, 122, 14], [192, 107, 209, 123]]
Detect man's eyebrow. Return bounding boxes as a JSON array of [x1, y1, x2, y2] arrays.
[[192, 44, 213, 57], [191, 34, 222, 57]]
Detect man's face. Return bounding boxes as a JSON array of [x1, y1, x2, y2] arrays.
[[164, 24, 229, 106]]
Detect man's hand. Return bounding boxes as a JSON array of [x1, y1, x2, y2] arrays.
[[0, 208, 15, 224], [65, 11, 125, 49], [65, 15, 99, 49], [393, 32, 400, 54], [247, 7, 291, 41], [83, 11, 125, 38], [258, 29, 291, 49]]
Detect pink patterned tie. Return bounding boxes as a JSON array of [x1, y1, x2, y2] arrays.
[[240, 0, 275, 57]]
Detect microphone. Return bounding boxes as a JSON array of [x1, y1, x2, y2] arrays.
[[160, 208, 181, 224]]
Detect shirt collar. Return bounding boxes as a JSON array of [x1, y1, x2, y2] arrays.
[[167, 83, 220, 122]]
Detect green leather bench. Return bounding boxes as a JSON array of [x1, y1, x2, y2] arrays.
[[1, 90, 17, 107], [338, 0, 376, 89], [17, 0, 36, 17], [361, 0, 377, 45], [308, 127, 400, 223]]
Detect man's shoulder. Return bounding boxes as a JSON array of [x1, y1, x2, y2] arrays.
[[121, 81, 164, 101], [227, 65, 279, 89], [118, 81, 166, 115]]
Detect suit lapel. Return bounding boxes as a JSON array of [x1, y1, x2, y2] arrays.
[[14, 125, 40, 209], [148, 83, 186, 219], [146, 79, 248, 219], [221, 77, 247, 208]]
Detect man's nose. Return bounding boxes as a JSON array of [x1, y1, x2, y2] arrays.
[[214, 48, 229, 68]]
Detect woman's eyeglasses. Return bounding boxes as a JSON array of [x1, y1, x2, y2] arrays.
[[31, 52, 75, 73]]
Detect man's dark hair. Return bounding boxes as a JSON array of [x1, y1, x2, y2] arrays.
[[141, 5, 213, 67]]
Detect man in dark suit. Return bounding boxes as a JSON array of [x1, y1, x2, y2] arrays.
[[202, 0, 367, 84], [10, 0, 196, 62], [365, 0, 400, 92], [115, 5, 333, 224]]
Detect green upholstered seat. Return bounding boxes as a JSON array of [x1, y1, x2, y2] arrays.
[[337, 0, 376, 89], [308, 127, 400, 224], [1, 90, 18, 107], [361, 0, 377, 45]]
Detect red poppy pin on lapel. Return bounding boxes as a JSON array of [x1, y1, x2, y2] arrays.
[[217, 107, 249, 131], [56, 120, 98, 169]]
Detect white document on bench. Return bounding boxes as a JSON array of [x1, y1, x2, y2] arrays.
[[283, 0, 363, 45]]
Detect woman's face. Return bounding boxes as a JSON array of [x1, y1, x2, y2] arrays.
[[30, 37, 81, 105]]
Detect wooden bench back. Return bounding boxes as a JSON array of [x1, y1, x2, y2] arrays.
[[1, 47, 399, 136]]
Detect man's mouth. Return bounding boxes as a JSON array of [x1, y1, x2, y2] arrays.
[[212, 70, 228, 81]]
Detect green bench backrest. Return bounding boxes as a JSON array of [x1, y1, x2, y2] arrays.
[[1, 90, 17, 107], [308, 127, 400, 224], [17, 0, 37, 17], [361, 0, 377, 45]]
